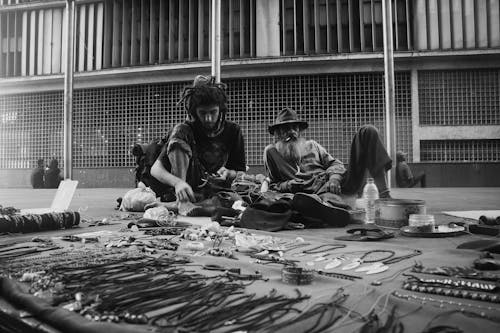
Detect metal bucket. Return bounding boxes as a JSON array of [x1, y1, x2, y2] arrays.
[[375, 199, 426, 228]]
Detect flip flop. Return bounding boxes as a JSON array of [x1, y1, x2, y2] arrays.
[[334, 226, 395, 241]]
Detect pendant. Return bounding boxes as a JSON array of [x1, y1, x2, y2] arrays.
[[355, 262, 383, 272], [342, 259, 362, 271], [324, 258, 343, 270], [366, 265, 389, 275]]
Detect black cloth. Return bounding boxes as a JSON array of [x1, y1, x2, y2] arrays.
[[30, 167, 45, 188], [44, 168, 62, 188], [155, 120, 246, 198]]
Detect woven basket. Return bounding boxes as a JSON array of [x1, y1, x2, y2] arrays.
[[281, 266, 314, 285]]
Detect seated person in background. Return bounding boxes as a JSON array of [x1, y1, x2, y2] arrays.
[[45, 159, 62, 188], [263, 107, 392, 226], [31, 158, 45, 189], [149, 75, 247, 206], [396, 151, 426, 188]]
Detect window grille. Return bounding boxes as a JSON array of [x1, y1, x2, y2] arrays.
[[0, 91, 63, 169], [419, 69, 500, 126], [0, 0, 257, 77], [0, 72, 413, 169], [420, 139, 500, 162]]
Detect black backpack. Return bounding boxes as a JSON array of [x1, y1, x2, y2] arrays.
[[131, 138, 168, 196]]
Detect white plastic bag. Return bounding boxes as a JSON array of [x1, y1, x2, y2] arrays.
[[119, 184, 156, 212]]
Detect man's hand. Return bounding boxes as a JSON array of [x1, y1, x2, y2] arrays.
[[216, 167, 237, 181], [174, 180, 195, 202], [326, 178, 341, 194]]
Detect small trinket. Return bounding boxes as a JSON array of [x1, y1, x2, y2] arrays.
[[324, 258, 343, 270], [342, 259, 362, 270], [355, 262, 383, 272], [365, 265, 389, 275]]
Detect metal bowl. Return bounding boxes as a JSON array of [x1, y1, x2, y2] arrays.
[[375, 199, 426, 228]]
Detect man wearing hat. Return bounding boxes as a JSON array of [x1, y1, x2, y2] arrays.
[[149, 75, 247, 203], [264, 107, 392, 226]]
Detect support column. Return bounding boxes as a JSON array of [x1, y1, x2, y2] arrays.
[[64, 0, 76, 179], [411, 69, 420, 162], [211, 0, 221, 82], [382, 0, 395, 187], [256, 0, 280, 57]]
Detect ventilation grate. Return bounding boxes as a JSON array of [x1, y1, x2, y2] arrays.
[[420, 139, 500, 162], [419, 69, 500, 126], [1, 72, 413, 169]]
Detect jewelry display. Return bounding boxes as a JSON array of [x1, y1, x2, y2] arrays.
[[324, 257, 346, 270], [412, 263, 500, 282], [355, 262, 390, 275], [392, 291, 500, 325], [371, 265, 413, 286], [316, 270, 363, 281], [282, 242, 311, 252], [1, 248, 358, 332], [402, 282, 500, 304], [404, 274, 499, 292], [301, 244, 346, 254], [382, 249, 422, 264], [342, 250, 396, 270]]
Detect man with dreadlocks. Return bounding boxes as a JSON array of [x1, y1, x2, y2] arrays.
[[149, 75, 246, 204]]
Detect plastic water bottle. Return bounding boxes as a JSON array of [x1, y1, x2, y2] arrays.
[[260, 177, 270, 193], [362, 178, 379, 224]]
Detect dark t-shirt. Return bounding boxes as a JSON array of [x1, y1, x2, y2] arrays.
[[396, 161, 413, 188], [45, 168, 62, 188], [158, 120, 246, 189], [31, 167, 45, 188]]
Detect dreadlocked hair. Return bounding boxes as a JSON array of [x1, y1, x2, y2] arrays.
[[178, 75, 228, 120]]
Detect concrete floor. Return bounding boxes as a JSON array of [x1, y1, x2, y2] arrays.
[[1, 187, 499, 333], [1, 187, 499, 218]]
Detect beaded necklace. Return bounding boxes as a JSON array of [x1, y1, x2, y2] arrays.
[[301, 244, 346, 254], [342, 249, 395, 270], [392, 291, 500, 320]]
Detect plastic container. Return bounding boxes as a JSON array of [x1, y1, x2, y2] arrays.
[[362, 178, 379, 224], [408, 214, 435, 233]]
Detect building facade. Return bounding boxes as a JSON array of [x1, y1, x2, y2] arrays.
[[1, 0, 499, 188]]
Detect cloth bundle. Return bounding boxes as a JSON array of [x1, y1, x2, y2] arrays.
[[0, 212, 80, 234], [239, 198, 293, 232]]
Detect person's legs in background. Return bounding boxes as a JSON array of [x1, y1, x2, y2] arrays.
[[342, 125, 393, 198], [410, 172, 426, 188]]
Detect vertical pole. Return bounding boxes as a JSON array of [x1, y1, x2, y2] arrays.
[[64, 0, 75, 179], [211, 0, 221, 82], [382, 0, 395, 187]]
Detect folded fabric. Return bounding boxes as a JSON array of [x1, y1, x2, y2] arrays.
[[334, 226, 395, 241], [291, 193, 350, 228]]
